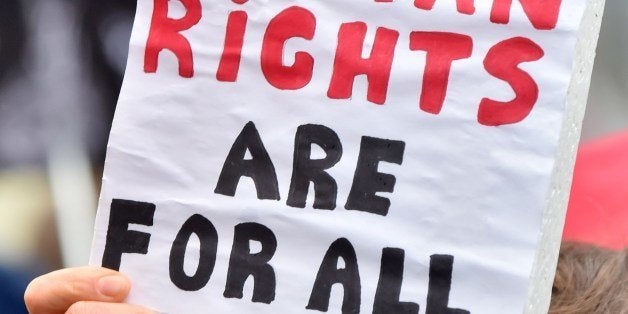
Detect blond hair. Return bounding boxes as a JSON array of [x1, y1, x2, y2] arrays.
[[550, 242, 627, 313]]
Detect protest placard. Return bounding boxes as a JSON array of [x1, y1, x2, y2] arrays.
[[89, 1, 603, 312]]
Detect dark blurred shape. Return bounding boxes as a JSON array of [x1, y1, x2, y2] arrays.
[[0, 267, 29, 314], [77, 0, 137, 163], [0, 0, 137, 167], [0, 0, 26, 87], [79, 0, 136, 113]]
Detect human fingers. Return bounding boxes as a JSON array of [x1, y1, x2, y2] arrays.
[[24, 266, 131, 314], [65, 301, 154, 314]]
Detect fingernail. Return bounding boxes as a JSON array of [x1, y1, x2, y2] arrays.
[[96, 275, 129, 297]]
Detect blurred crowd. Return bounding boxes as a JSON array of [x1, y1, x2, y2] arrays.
[[1, 0, 136, 312], [0, 0, 626, 313]]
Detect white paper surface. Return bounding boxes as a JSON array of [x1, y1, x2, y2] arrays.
[[90, 1, 587, 313]]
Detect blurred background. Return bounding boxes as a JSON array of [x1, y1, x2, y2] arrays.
[[0, 1, 625, 313]]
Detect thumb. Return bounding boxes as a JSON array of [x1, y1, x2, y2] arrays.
[[24, 266, 131, 314]]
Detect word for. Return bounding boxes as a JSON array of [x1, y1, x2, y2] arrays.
[[102, 199, 470, 314], [213, 121, 404, 216], [144, 0, 551, 126]]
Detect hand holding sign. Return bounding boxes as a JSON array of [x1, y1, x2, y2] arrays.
[[89, 0, 601, 313]]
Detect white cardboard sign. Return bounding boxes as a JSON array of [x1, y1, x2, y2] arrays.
[[90, 1, 590, 313]]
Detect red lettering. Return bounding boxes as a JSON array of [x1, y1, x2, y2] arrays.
[[478, 37, 544, 126], [217, 11, 248, 82], [490, 0, 562, 30], [327, 23, 399, 105], [261, 6, 316, 90], [144, 0, 202, 78], [414, 0, 475, 15], [409, 32, 472, 115]]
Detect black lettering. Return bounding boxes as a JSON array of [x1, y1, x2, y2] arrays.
[[102, 199, 155, 270], [345, 136, 405, 216], [287, 124, 343, 210], [306, 238, 361, 313], [426, 255, 469, 314], [214, 121, 280, 200], [224, 223, 278, 303], [373, 248, 419, 314], [169, 214, 218, 291]]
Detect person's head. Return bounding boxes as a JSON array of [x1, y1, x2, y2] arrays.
[[550, 242, 627, 313]]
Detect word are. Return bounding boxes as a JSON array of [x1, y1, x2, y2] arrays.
[[102, 199, 470, 314], [214, 121, 405, 216], [144, 1, 549, 126]]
